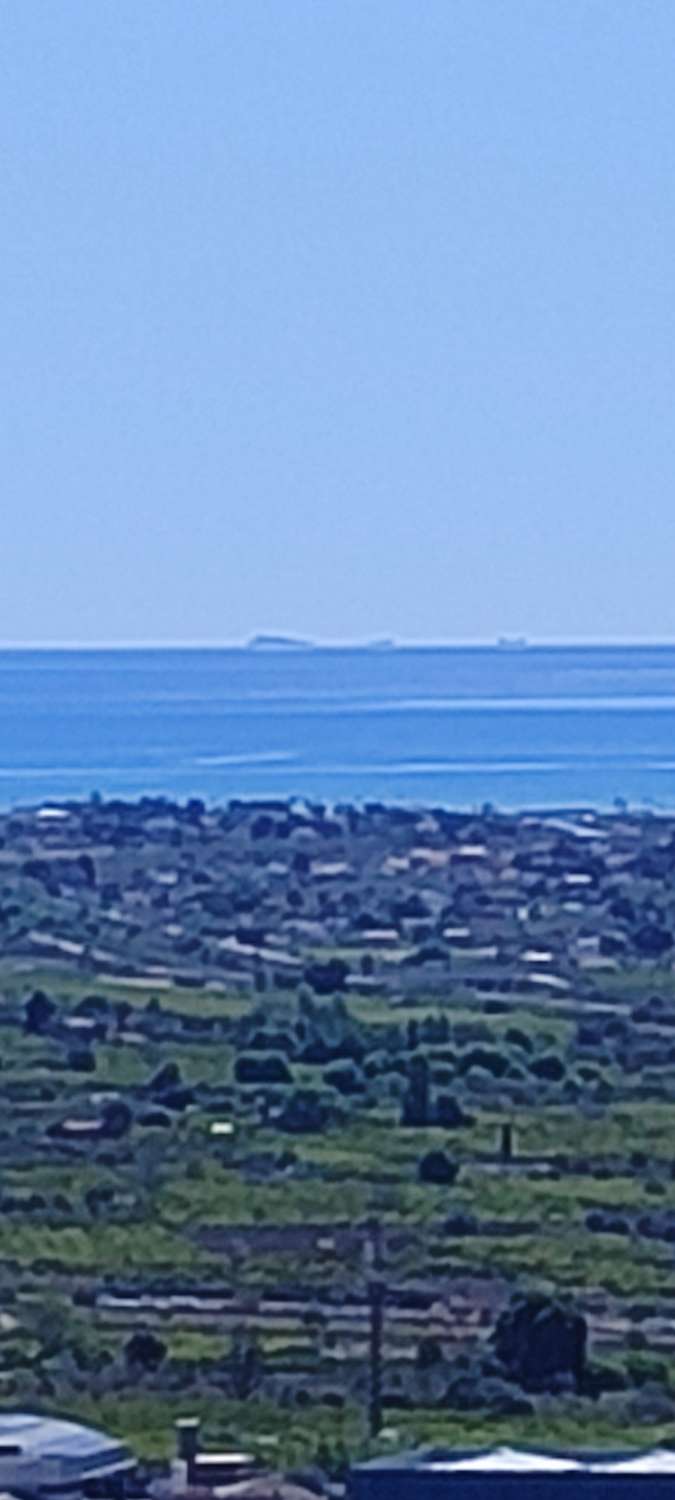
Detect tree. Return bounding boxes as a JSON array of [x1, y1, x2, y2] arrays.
[[324, 1061, 365, 1095], [436, 1094, 472, 1129], [149, 1061, 182, 1095], [114, 1001, 132, 1032], [24, 990, 55, 1035], [635, 924, 673, 958], [493, 1293, 587, 1392], [235, 1052, 292, 1085], [229, 1326, 263, 1399], [417, 1335, 444, 1371], [67, 1048, 96, 1073], [278, 1087, 330, 1134], [401, 1054, 430, 1127], [529, 1052, 566, 1082], [124, 1330, 166, 1375], [418, 1150, 458, 1185], [304, 958, 349, 995], [101, 1099, 132, 1139]]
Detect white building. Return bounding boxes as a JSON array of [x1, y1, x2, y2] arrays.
[[349, 1445, 675, 1500], [0, 1414, 134, 1499]]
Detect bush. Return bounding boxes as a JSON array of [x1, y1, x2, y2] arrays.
[[149, 1061, 182, 1094], [435, 1094, 472, 1128], [229, 1326, 263, 1399], [418, 1150, 458, 1185], [304, 959, 349, 995], [401, 1054, 430, 1127], [458, 1046, 509, 1078], [529, 1053, 566, 1082], [444, 1372, 534, 1415], [67, 1048, 96, 1073], [124, 1331, 166, 1373], [24, 990, 56, 1035], [417, 1336, 444, 1370], [323, 1061, 365, 1095], [278, 1088, 331, 1134], [505, 1027, 533, 1052], [444, 1211, 478, 1236], [159, 1086, 194, 1111], [626, 1353, 670, 1389], [235, 1052, 292, 1085], [493, 1292, 587, 1392], [101, 1099, 132, 1138]]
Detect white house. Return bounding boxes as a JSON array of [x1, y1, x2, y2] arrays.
[[0, 1414, 134, 1498]]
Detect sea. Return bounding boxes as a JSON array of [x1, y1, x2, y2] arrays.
[[3, 643, 675, 812]]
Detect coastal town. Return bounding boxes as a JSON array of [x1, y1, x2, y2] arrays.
[[4, 793, 675, 993]]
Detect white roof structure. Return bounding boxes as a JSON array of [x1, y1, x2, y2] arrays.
[[353, 1445, 675, 1488], [0, 1413, 133, 1495], [589, 1451, 675, 1475], [427, 1448, 582, 1474]]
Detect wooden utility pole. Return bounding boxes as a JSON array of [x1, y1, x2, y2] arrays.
[[500, 1121, 513, 1163], [365, 1220, 385, 1440]]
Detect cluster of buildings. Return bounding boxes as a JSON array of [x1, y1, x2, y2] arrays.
[[3, 1415, 675, 1500], [4, 797, 675, 996]]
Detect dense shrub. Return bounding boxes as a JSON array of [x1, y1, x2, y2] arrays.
[[418, 1150, 458, 1185], [458, 1046, 509, 1078], [149, 1062, 182, 1094], [235, 1053, 292, 1085], [529, 1053, 566, 1082], [278, 1088, 331, 1134], [67, 1048, 96, 1073], [493, 1292, 587, 1392], [435, 1094, 472, 1128], [24, 990, 56, 1035], [401, 1054, 430, 1126], [304, 959, 349, 995], [124, 1331, 166, 1373], [323, 1061, 365, 1095]]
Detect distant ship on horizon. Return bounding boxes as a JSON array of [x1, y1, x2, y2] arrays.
[[497, 636, 529, 650]]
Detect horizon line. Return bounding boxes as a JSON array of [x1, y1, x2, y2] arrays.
[[0, 635, 673, 651]]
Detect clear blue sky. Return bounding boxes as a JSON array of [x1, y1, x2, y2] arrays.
[[3, 1, 675, 645]]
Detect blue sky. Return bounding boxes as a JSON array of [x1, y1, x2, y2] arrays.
[[3, 1, 675, 645]]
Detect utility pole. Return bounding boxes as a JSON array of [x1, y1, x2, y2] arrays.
[[500, 1121, 513, 1164], [365, 1219, 385, 1440]]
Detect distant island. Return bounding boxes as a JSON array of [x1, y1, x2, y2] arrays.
[[246, 634, 314, 650], [497, 635, 529, 649], [246, 634, 397, 651]]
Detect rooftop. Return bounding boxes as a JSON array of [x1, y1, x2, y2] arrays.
[[0, 1413, 132, 1471], [354, 1446, 675, 1477]]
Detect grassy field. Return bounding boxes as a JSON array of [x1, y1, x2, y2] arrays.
[[1, 961, 675, 1464]]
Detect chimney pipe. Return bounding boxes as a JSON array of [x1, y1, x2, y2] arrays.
[[176, 1419, 200, 1485]]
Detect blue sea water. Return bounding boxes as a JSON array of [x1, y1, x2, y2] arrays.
[[2, 644, 675, 811]]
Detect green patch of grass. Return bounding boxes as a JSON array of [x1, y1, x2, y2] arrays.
[[0, 963, 251, 1022], [18, 1392, 365, 1466], [390, 1406, 675, 1455], [0, 1220, 217, 1274]]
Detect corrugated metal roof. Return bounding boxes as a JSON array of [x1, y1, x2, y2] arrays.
[[590, 1452, 675, 1475], [427, 1449, 582, 1474], [355, 1446, 675, 1476], [0, 1414, 129, 1463]]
